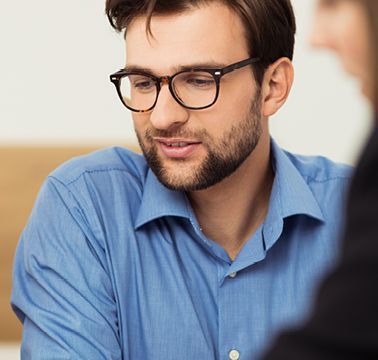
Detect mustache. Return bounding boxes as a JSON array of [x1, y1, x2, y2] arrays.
[[144, 128, 208, 140]]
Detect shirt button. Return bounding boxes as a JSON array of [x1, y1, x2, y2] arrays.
[[229, 349, 240, 360], [229, 272, 237, 278]]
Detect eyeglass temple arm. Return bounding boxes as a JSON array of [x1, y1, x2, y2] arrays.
[[220, 57, 260, 76]]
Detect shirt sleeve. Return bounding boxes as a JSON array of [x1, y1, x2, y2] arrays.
[[11, 176, 122, 359]]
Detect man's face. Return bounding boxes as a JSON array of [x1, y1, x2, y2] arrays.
[[125, 3, 263, 191]]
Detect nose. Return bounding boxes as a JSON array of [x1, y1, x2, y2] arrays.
[[149, 83, 189, 131], [309, 8, 333, 49]]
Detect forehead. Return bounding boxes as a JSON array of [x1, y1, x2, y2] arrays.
[[125, 3, 249, 72]]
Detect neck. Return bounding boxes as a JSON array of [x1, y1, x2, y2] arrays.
[[188, 134, 273, 260]]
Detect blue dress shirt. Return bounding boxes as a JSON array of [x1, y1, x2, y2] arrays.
[[12, 139, 351, 359]]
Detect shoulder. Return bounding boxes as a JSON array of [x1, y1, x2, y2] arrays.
[[36, 147, 149, 241], [283, 151, 353, 221], [284, 151, 352, 185], [49, 146, 148, 188], [43, 147, 150, 222]]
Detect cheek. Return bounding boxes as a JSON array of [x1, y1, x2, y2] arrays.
[[333, 5, 370, 79], [337, 28, 369, 78], [196, 100, 254, 142], [132, 114, 150, 134], [217, 81, 256, 114]]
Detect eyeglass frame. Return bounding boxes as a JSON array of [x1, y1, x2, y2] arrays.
[[109, 57, 260, 113]]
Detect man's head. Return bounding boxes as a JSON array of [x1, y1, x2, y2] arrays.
[[107, 0, 296, 86], [106, 1, 296, 191]]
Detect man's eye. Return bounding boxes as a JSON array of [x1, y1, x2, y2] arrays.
[[133, 79, 154, 90], [185, 76, 215, 88], [318, 0, 341, 8]]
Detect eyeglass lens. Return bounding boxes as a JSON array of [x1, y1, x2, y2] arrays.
[[119, 71, 217, 111]]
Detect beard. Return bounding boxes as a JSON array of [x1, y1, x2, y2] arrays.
[[136, 90, 262, 192]]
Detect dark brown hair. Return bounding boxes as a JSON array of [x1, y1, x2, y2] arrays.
[[361, 0, 378, 108], [105, 0, 296, 85]]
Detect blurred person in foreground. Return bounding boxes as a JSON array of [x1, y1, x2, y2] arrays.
[[11, 1, 353, 359], [262, 0, 378, 359]]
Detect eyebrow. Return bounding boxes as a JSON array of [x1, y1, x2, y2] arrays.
[[123, 61, 228, 75]]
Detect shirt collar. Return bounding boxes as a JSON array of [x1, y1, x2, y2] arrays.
[[268, 138, 324, 222], [259, 138, 325, 253], [135, 138, 325, 230], [135, 170, 190, 229]]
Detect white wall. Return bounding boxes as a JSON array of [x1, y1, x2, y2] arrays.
[[0, 0, 373, 164]]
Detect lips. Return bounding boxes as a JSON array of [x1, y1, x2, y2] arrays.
[[155, 138, 201, 159]]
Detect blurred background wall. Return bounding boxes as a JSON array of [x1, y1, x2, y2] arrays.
[[0, 0, 373, 356]]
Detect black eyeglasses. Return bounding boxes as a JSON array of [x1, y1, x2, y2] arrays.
[[110, 57, 260, 112]]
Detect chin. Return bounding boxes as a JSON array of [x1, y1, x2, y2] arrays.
[[157, 172, 205, 192], [360, 81, 373, 104]]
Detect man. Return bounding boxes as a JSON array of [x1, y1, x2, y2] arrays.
[[11, 1, 351, 359]]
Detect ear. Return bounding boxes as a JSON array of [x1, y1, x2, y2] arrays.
[[261, 58, 294, 117]]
